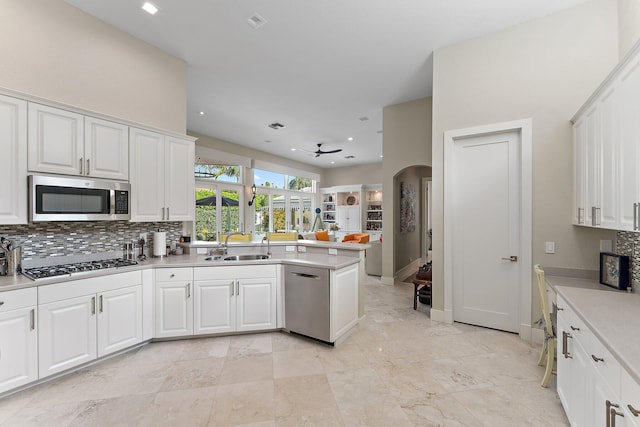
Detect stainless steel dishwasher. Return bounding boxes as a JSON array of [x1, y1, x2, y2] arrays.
[[284, 265, 331, 343]]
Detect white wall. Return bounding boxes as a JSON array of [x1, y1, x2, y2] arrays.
[[0, 0, 187, 133], [321, 164, 382, 188], [618, 0, 640, 57], [432, 0, 619, 313], [382, 97, 432, 283]]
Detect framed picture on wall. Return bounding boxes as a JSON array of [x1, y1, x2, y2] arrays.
[[599, 252, 630, 291]]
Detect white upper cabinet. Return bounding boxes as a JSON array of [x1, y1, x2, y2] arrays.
[[84, 117, 129, 180], [0, 95, 27, 224], [129, 128, 195, 222], [28, 103, 128, 180], [617, 54, 640, 231], [573, 40, 640, 231]]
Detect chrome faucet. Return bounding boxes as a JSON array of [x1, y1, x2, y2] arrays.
[[262, 232, 271, 256], [224, 231, 245, 255]]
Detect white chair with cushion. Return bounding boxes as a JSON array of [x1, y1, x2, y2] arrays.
[[534, 264, 556, 387]]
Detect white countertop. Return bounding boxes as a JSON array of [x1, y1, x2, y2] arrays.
[[547, 275, 640, 384], [0, 251, 361, 292]]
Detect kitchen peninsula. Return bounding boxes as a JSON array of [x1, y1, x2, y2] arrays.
[[0, 239, 368, 396]]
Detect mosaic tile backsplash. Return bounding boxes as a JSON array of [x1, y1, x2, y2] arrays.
[[0, 221, 183, 265], [615, 231, 640, 289]]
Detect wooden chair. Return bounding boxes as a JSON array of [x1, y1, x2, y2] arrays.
[[534, 264, 556, 387]]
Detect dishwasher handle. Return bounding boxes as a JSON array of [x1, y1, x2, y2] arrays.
[[290, 272, 320, 279]]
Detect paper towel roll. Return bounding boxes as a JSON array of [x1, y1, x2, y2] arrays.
[[153, 231, 167, 257]]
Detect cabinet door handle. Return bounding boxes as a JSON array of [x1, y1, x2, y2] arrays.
[[611, 408, 624, 427], [562, 331, 572, 359], [79, 157, 84, 175], [86, 159, 90, 176], [162, 207, 165, 220], [166, 207, 169, 220], [591, 354, 604, 363], [91, 296, 96, 315], [231, 281, 234, 296], [30, 308, 35, 330], [570, 325, 580, 331], [99, 295, 103, 313], [634, 203, 638, 230], [628, 404, 640, 417], [0, 301, 4, 307], [578, 207, 584, 224], [557, 307, 564, 311], [236, 281, 239, 295], [186, 283, 191, 298], [591, 206, 601, 226]]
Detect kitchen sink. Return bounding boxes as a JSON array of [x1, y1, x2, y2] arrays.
[[204, 256, 222, 261], [223, 254, 270, 261]]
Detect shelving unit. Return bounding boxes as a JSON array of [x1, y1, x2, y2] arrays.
[[321, 191, 337, 227], [364, 186, 382, 240]]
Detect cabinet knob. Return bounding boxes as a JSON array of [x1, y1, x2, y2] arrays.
[[591, 354, 604, 363], [628, 404, 640, 417], [0, 301, 4, 306]]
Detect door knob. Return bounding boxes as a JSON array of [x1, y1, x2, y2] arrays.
[[501, 256, 518, 262]]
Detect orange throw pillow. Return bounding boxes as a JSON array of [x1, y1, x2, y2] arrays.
[[315, 230, 329, 241]]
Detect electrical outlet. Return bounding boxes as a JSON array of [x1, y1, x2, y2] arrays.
[[286, 245, 296, 252], [600, 239, 613, 252], [297, 246, 307, 253], [545, 241, 555, 254], [328, 248, 338, 255]]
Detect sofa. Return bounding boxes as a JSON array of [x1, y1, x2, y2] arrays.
[[342, 233, 370, 244]]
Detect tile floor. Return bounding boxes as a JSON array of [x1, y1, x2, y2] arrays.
[[0, 275, 569, 426]]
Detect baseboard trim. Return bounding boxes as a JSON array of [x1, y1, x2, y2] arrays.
[[530, 327, 544, 345], [430, 309, 453, 324], [381, 276, 395, 286]]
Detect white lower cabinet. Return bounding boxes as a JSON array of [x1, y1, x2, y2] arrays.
[[193, 265, 277, 335], [155, 268, 194, 338], [557, 295, 639, 427], [331, 264, 359, 341], [38, 272, 143, 379], [0, 288, 38, 394]]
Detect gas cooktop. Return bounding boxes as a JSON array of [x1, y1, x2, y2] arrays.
[[23, 258, 138, 280]]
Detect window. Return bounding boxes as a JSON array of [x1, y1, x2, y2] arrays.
[[253, 170, 316, 236], [195, 162, 243, 241]]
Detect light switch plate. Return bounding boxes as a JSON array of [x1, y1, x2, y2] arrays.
[[196, 247, 207, 255], [600, 239, 613, 252], [285, 245, 296, 252], [328, 248, 338, 255], [545, 241, 555, 254], [297, 246, 307, 253]]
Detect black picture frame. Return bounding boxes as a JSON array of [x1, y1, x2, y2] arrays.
[[599, 252, 630, 290]]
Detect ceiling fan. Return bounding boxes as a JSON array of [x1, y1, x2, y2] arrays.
[[312, 143, 342, 157]]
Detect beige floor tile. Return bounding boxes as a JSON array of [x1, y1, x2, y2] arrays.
[[274, 375, 340, 419], [147, 386, 217, 426], [218, 354, 274, 385], [179, 336, 231, 361], [400, 393, 479, 426], [2, 399, 93, 427], [271, 331, 321, 352], [226, 333, 273, 360], [273, 348, 324, 379], [67, 393, 157, 426], [160, 357, 225, 392], [208, 380, 274, 426], [338, 403, 413, 427]]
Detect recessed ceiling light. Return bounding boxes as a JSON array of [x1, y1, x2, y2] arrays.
[[380, 155, 384, 158], [331, 161, 335, 164], [347, 137, 354, 141], [199, 111, 205, 116], [291, 148, 296, 151], [141, 2, 158, 15], [246, 12, 267, 29]]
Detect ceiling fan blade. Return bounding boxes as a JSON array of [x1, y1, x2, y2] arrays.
[[317, 148, 343, 155]]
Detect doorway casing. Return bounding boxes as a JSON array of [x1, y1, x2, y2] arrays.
[[440, 119, 532, 340]]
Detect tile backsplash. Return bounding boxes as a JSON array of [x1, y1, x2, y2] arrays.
[[0, 221, 183, 264], [615, 231, 640, 288]]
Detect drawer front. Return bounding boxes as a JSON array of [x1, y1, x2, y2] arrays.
[[0, 287, 37, 311], [39, 271, 142, 304], [194, 265, 277, 281], [585, 333, 621, 392], [155, 267, 193, 282], [556, 296, 591, 348], [622, 368, 640, 423]]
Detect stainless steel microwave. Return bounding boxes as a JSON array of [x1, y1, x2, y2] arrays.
[[29, 174, 131, 222]]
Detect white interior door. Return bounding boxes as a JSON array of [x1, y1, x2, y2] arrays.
[[451, 130, 521, 332]]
